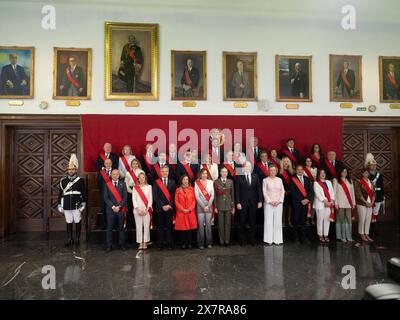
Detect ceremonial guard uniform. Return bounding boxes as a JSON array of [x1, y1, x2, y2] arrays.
[[57, 154, 86, 247]]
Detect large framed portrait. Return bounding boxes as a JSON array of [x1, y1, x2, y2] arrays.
[[379, 56, 400, 103], [171, 50, 206, 100], [330, 54, 362, 102], [105, 22, 159, 100], [53, 47, 92, 100], [223, 51, 257, 101], [0, 46, 34, 99], [275, 55, 312, 102]]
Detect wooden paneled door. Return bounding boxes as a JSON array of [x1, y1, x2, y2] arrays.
[[343, 127, 399, 222], [12, 128, 81, 232]]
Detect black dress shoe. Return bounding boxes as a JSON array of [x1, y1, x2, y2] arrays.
[[168, 246, 173, 250], [120, 245, 126, 251], [106, 246, 112, 252], [181, 245, 187, 249], [65, 239, 74, 247], [75, 239, 80, 246], [187, 245, 192, 249], [157, 246, 163, 251]]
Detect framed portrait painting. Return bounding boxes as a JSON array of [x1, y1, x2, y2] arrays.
[[379, 56, 400, 103], [53, 47, 92, 100], [275, 55, 312, 102], [0, 46, 34, 99], [329, 54, 362, 102], [223, 51, 257, 101], [105, 22, 159, 100], [171, 50, 206, 100]]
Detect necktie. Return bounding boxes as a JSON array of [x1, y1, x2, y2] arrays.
[[246, 174, 251, 185], [301, 176, 304, 186], [114, 182, 118, 188], [331, 161, 335, 167], [163, 178, 167, 186]]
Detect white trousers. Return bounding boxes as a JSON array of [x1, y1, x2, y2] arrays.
[[64, 209, 81, 223], [316, 207, 331, 236], [357, 205, 372, 235], [134, 211, 150, 243], [263, 203, 283, 244]]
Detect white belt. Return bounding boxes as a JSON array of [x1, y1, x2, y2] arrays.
[[63, 191, 81, 196]]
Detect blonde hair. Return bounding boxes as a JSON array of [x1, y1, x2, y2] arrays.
[[280, 157, 294, 175]]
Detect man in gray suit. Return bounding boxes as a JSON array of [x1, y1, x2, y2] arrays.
[[230, 59, 251, 98], [214, 167, 235, 246]]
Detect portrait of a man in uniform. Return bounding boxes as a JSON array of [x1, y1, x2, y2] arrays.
[[379, 56, 400, 103], [105, 22, 159, 100]]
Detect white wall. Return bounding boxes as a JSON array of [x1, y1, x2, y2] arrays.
[[0, 0, 399, 116]]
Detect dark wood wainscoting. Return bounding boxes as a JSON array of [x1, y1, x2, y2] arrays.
[[1, 115, 399, 237]]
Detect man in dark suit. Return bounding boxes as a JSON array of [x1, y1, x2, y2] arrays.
[[150, 152, 174, 184], [383, 63, 400, 100], [176, 150, 200, 185], [180, 58, 200, 98], [120, 35, 143, 93], [210, 137, 224, 164], [246, 136, 264, 163], [140, 143, 155, 183], [235, 161, 263, 246], [103, 169, 127, 252], [0, 53, 29, 96], [97, 158, 113, 228], [321, 150, 344, 181], [153, 166, 176, 250], [254, 150, 271, 185], [282, 138, 301, 168], [96, 142, 119, 171], [59, 56, 86, 97], [336, 61, 356, 99], [290, 164, 314, 243], [290, 62, 307, 98]]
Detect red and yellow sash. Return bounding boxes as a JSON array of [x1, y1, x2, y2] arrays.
[[340, 179, 354, 208], [324, 159, 337, 179], [281, 170, 291, 186], [291, 176, 311, 217], [155, 179, 172, 202], [304, 167, 314, 181], [120, 156, 131, 172], [183, 163, 194, 180], [223, 163, 236, 178], [388, 73, 400, 94], [134, 185, 153, 228], [359, 179, 376, 222], [257, 162, 269, 177], [66, 67, 81, 88], [99, 152, 107, 162], [317, 180, 335, 222], [341, 70, 352, 91], [310, 154, 321, 168], [154, 163, 162, 179], [143, 154, 152, 172], [195, 180, 214, 221], [126, 44, 137, 63], [282, 149, 298, 165], [101, 170, 126, 227]]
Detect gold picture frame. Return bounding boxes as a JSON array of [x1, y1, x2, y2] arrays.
[[275, 55, 312, 102], [105, 22, 159, 100], [171, 50, 207, 100], [329, 54, 362, 102], [53, 47, 92, 100], [0, 46, 34, 99], [379, 56, 400, 103], [223, 51, 257, 101]]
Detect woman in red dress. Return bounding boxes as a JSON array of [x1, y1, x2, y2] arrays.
[[174, 174, 197, 249]]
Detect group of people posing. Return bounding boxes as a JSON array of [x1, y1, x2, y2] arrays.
[[57, 136, 384, 252]]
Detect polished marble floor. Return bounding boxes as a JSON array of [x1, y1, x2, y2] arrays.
[[0, 223, 399, 300]]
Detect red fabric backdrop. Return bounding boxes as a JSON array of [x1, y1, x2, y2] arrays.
[[81, 115, 343, 172]]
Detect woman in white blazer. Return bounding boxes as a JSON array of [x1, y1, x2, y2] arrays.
[[132, 172, 153, 250], [313, 169, 335, 243]]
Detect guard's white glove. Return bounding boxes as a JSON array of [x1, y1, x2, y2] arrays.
[[79, 203, 86, 212], [57, 205, 64, 213]]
